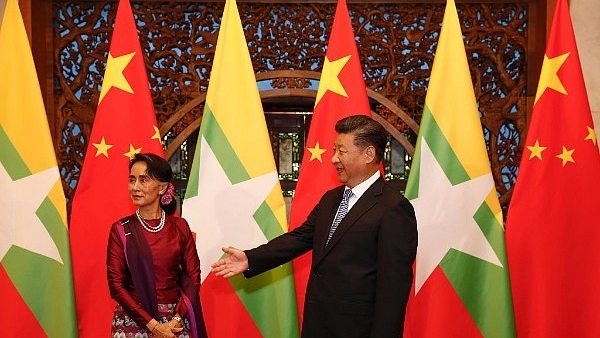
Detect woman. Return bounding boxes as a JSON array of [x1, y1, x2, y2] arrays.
[[107, 153, 208, 338]]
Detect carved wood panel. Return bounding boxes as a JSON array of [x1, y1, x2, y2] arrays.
[[53, 1, 528, 215]]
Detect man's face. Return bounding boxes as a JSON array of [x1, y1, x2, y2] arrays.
[[331, 132, 370, 188]]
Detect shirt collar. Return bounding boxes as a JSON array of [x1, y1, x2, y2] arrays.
[[347, 170, 380, 201]]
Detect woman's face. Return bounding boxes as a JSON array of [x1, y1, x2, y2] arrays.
[[128, 161, 164, 209]]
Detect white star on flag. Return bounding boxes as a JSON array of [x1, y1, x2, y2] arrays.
[[182, 136, 278, 282], [0, 163, 63, 263], [411, 138, 502, 293]]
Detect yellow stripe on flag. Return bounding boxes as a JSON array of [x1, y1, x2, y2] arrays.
[[0, 0, 56, 174], [206, 3, 272, 178], [425, 0, 489, 180]]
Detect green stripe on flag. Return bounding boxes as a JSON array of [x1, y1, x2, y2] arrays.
[[202, 106, 250, 183], [406, 104, 470, 199], [230, 264, 299, 337], [441, 201, 513, 337], [3, 245, 77, 337], [0, 126, 31, 179], [472, 199, 508, 260], [254, 201, 285, 240], [185, 106, 249, 199], [441, 248, 513, 337], [420, 106, 469, 184]]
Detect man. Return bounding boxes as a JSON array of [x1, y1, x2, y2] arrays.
[[211, 115, 417, 338]]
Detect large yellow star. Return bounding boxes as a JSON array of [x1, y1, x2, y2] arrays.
[[315, 55, 351, 105], [98, 52, 136, 104], [534, 52, 570, 104], [307, 142, 327, 162], [556, 146, 575, 167], [585, 126, 597, 145], [152, 125, 161, 141], [527, 139, 547, 160], [123, 144, 142, 159], [93, 137, 113, 158]]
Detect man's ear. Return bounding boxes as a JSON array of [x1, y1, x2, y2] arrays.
[[364, 145, 376, 163]]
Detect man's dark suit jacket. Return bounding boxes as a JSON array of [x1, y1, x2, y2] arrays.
[[244, 176, 418, 338]]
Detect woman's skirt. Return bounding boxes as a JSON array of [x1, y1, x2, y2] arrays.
[[111, 303, 192, 338]]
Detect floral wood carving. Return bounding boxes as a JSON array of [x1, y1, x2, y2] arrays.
[[54, 1, 527, 215]]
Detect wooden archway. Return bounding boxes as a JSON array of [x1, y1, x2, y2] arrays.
[[161, 70, 420, 160]]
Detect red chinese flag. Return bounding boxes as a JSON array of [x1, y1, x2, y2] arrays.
[[505, 0, 600, 336], [288, 0, 371, 323], [69, 0, 164, 336]]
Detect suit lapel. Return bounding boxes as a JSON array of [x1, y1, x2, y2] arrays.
[[315, 178, 384, 263]]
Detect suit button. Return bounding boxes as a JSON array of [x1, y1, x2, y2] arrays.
[[312, 271, 320, 277]]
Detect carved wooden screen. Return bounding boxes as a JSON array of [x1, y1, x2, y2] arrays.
[[53, 1, 529, 216]]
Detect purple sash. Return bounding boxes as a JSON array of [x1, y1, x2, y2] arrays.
[[117, 216, 159, 320]]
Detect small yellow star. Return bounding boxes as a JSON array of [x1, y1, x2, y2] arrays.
[[123, 144, 142, 159], [307, 142, 327, 162], [315, 55, 351, 106], [585, 126, 597, 145], [99, 52, 136, 104], [556, 146, 575, 167], [92, 137, 113, 158], [527, 139, 547, 160], [534, 52, 570, 105], [151, 126, 161, 141]]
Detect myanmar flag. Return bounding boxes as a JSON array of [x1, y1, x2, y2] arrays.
[[403, 1, 515, 337], [506, 0, 600, 336], [288, 0, 371, 322], [0, 0, 78, 336], [69, 0, 165, 336], [181, 0, 300, 337]]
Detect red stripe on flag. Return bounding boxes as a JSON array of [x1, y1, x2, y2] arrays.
[[201, 273, 263, 337], [404, 266, 482, 338], [0, 265, 48, 337]]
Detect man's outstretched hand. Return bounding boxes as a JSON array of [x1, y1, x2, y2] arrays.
[[211, 247, 249, 278]]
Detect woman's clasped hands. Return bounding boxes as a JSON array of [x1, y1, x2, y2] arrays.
[[148, 316, 183, 338]]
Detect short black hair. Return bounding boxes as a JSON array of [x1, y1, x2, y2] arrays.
[[335, 115, 387, 162], [129, 153, 177, 215]]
